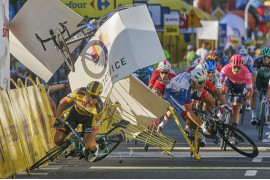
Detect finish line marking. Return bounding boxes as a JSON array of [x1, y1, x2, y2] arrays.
[[89, 166, 270, 170]]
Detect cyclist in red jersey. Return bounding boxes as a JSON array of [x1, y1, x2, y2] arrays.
[[221, 54, 253, 131], [148, 60, 176, 131]]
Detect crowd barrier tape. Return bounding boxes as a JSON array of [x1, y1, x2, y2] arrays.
[[0, 78, 56, 178]]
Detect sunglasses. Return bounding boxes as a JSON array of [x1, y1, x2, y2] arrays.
[[206, 70, 215, 74], [232, 66, 242, 70], [86, 93, 98, 99], [160, 71, 169, 74], [195, 80, 206, 85], [263, 56, 270, 58]]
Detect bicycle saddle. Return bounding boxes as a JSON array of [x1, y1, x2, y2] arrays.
[[112, 120, 130, 128]]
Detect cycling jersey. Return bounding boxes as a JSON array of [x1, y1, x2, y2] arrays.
[[220, 64, 252, 89], [64, 87, 103, 117], [253, 56, 270, 79], [149, 69, 176, 89], [165, 72, 208, 117], [242, 55, 253, 73], [134, 66, 155, 80], [196, 64, 222, 89]]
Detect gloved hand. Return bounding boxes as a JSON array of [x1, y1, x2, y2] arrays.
[[53, 118, 62, 128], [220, 104, 232, 111]]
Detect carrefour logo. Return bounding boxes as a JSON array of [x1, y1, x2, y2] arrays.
[[90, 0, 110, 10]]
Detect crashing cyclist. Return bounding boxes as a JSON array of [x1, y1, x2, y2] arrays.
[[148, 60, 176, 131], [250, 47, 270, 125], [165, 68, 215, 147], [221, 54, 253, 131], [133, 65, 155, 86], [54, 81, 104, 162]]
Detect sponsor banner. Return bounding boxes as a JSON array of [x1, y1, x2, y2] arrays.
[[0, 90, 27, 174], [106, 74, 170, 136], [10, 0, 82, 82], [60, 0, 134, 18], [0, 0, 9, 88], [8, 88, 43, 166], [0, 122, 14, 178], [68, 5, 165, 97]]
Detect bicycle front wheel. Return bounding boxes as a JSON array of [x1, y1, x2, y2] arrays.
[[218, 124, 258, 158], [94, 132, 125, 162], [257, 102, 266, 140], [30, 140, 71, 171]]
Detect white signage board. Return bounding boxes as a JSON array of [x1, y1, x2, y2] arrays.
[[0, 0, 9, 88], [164, 14, 179, 26], [68, 5, 165, 97], [196, 20, 219, 40], [147, 4, 162, 26], [9, 0, 82, 82]]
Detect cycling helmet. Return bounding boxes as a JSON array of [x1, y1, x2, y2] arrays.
[[230, 54, 244, 67], [86, 81, 103, 96], [203, 59, 217, 71], [215, 51, 224, 58], [190, 68, 207, 83], [239, 48, 248, 56], [205, 53, 218, 61], [193, 58, 204, 66], [158, 60, 171, 70], [248, 46, 255, 53], [261, 47, 270, 56]]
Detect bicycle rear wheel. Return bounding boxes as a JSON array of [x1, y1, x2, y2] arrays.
[[93, 132, 125, 162], [30, 140, 71, 171], [257, 102, 266, 140], [218, 124, 258, 158], [55, 28, 74, 72]]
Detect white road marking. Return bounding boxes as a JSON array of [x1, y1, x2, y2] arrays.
[[266, 132, 270, 135], [262, 139, 269, 143], [245, 170, 257, 176], [252, 157, 263, 162], [17, 172, 48, 176]]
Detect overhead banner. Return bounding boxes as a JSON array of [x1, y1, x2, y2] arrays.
[[60, 0, 134, 18], [9, 0, 82, 82], [0, 0, 9, 88], [196, 20, 218, 40], [68, 5, 165, 97]]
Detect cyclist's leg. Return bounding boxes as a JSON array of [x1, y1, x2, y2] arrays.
[[231, 83, 246, 126], [54, 107, 78, 146], [158, 110, 172, 130]]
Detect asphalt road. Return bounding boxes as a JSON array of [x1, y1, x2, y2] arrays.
[[14, 108, 270, 179]]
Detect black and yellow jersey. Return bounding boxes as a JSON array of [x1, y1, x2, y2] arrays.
[[64, 87, 103, 117]]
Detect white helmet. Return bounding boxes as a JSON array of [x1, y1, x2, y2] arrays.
[[248, 45, 255, 53], [158, 60, 171, 70], [190, 68, 207, 83], [193, 58, 204, 66], [239, 48, 248, 55]]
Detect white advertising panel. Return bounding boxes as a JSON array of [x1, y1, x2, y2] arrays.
[[9, 0, 82, 82], [0, 0, 9, 88], [147, 5, 162, 26], [196, 20, 219, 40], [68, 5, 165, 97]]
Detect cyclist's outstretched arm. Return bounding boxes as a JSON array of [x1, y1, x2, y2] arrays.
[[214, 88, 226, 105], [184, 104, 203, 126]]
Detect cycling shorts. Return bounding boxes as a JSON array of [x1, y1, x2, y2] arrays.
[[223, 77, 246, 104], [165, 88, 208, 117], [58, 106, 94, 135]]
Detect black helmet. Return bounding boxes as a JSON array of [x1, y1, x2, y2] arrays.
[[86, 81, 103, 96]]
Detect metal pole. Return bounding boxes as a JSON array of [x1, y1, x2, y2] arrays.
[[245, 0, 256, 37]]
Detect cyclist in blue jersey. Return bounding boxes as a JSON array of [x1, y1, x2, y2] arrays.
[[133, 65, 155, 86], [216, 50, 229, 67], [165, 68, 215, 146]]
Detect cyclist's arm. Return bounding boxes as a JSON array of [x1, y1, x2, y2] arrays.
[[214, 88, 226, 105], [246, 88, 253, 102], [252, 71, 257, 89], [184, 104, 203, 126], [245, 70, 254, 102]]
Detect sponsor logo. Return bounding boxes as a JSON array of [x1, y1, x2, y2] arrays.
[[91, 32, 110, 61], [2, 22, 8, 38], [65, 1, 87, 8], [90, 0, 110, 10]]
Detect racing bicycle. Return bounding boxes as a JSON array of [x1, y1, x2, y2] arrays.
[[35, 5, 135, 72], [29, 118, 130, 171], [193, 107, 258, 158]]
